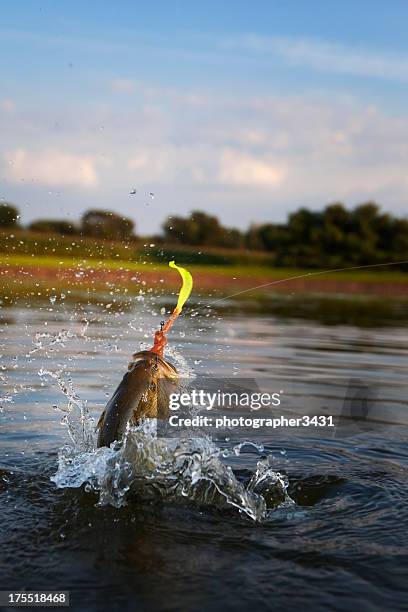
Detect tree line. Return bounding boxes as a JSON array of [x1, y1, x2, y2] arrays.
[[0, 206, 135, 241], [162, 204, 408, 266], [1, 201, 407, 267]]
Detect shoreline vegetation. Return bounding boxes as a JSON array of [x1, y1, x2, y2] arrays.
[[1, 251, 408, 306], [0, 199, 407, 305], [0, 201, 407, 270]]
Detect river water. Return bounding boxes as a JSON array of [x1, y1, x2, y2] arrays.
[[0, 293, 407, 611]]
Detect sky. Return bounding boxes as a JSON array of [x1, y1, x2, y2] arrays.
[[1, 1, 408, 234]]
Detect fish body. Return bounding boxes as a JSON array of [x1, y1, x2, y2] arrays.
[[97, 350, 178, 448]]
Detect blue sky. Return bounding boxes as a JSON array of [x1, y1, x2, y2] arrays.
[[1, 1, 408, 233]]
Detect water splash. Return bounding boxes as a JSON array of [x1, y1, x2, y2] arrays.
[[27, 329, 75, 356], [52, 420, 292, 520], [48, 364, 293, 521], [39, 368, 95, 451], [24, 298, 293, 520], [45, 352, 292, 519]]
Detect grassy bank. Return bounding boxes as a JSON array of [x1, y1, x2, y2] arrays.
[[1, 253, 408, 309], [1, 254, 408, 327], [2, 253, 408, 281]]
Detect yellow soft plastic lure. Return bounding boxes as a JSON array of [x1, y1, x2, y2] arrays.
[[169, 260, 193, 313], [151, 261, 193, 355]]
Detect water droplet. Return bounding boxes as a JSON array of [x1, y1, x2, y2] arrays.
[[129, 188, 137, 195]]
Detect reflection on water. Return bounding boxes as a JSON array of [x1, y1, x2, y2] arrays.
[[0, 294, 407, 610], [218, 292, 408, 327], [1, 285, 408, 327]]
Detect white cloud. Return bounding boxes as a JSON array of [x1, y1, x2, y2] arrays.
[[3, 84, 408, 231], [111, 78, 136, 93], [219, 149, 286, 187], [128, 149, 172, 179], [127, 144, 216, 184], [4, 149, 99, 187], [223, 34, 408, 81]]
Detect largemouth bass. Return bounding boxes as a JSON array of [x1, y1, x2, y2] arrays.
[[96, 350, 178, 448]]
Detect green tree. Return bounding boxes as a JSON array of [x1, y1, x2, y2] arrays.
[[321, 203, 348, 262], [0, 203, 19, 227], [287, 208, 322, 242], [163, 210, 242, 247], [81, 209, 135, 240], [29, 219, 77, 235], [245, 224, 264, 250], [259, 224, 289, 252], [162, 214, 199, 245], [392, 219, 408, 262], [348, 202, 382, 264]]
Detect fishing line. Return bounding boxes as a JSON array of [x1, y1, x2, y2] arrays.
[[208, 259, 408, 305]]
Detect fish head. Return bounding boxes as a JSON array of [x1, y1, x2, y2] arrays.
[[130, 350, 178, 383]]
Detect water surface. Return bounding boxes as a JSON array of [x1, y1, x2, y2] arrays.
[[1, 295, 407, 611]]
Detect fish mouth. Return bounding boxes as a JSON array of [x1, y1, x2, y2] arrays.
[[130, 350, 178, 380]]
